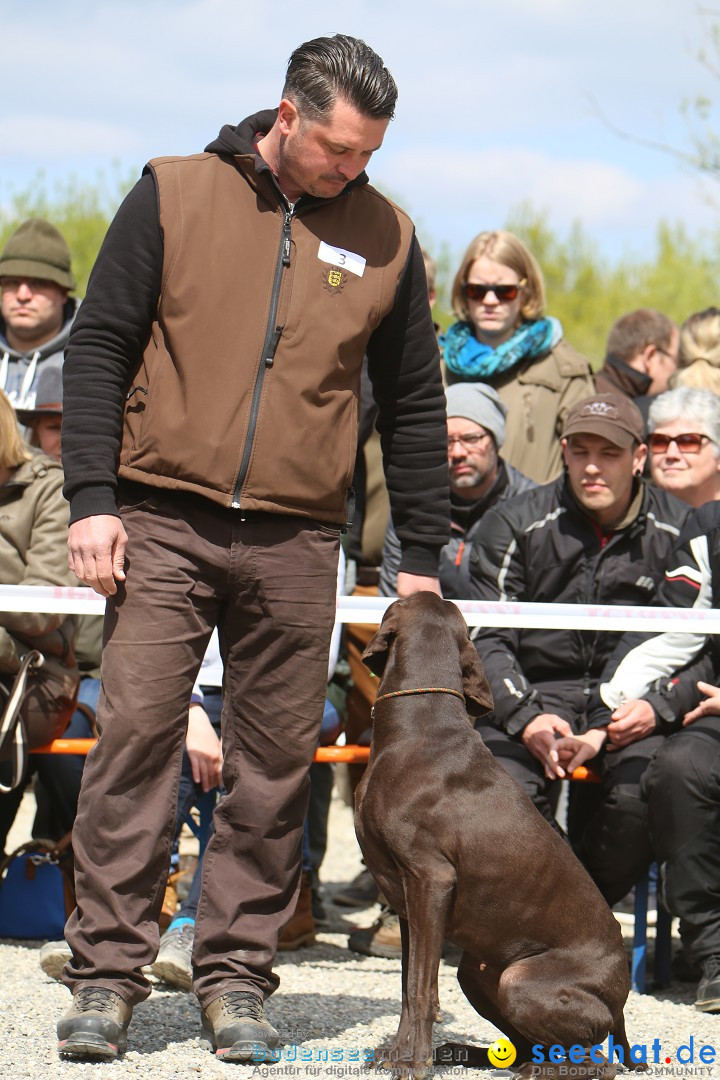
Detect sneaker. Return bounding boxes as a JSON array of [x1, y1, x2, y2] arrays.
[[695, 957, 720, 1012], [348, 906, 402, 959], [201, 990, 279, 1062], [278, 871, 316, 950], [39, 940, 73, 982], [333, 867, 379, 908], [148, 922, 195, 990], [57, 987, 133, 1060]]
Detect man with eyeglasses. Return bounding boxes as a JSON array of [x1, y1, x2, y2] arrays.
[[595, 308, 679, 424], [377, 382, 536, 598], [469, 392, 688, 909]]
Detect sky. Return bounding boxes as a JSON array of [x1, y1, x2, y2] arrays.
[[2, 0, 719, 268]]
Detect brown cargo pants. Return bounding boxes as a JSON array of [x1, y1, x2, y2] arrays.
[[62, 487, 339, 1008]]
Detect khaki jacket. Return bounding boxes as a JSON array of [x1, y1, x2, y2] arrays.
[[484, 342, 594, 484], [0, 453, 76, 674], [119, 152, 417, 524]]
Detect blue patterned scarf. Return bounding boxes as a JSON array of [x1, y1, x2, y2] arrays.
[[440, 317, 563, 380]]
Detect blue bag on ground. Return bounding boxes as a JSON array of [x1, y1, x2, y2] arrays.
[[0, 834, 74, 939]]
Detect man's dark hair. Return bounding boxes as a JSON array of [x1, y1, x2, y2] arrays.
[[283, 34, 397, 122], [606, 308, 675, 362]]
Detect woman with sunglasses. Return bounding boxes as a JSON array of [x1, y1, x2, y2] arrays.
[[647, 386, 720, 508], [442, 230, 593, 483]]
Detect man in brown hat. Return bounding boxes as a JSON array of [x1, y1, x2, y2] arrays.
[[469, 391, 688, 903], [0, 218, 78, 411]]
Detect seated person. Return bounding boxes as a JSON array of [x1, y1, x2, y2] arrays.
[[379, 382, 535, 598], [646, 386, 720, 508], [16, 371, 102, 846], [470, 392, 688, 907], [0, 390, 79, 853], [569, 500, 720, 1011]]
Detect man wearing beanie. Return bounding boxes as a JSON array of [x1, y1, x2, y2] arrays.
[[470, 391, 688, 906], [0, 218, 78, 410], [349, 382, 535, 959], [378, 382, 535, 597]]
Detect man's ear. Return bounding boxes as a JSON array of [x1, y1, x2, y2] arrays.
[[277, 98, 300, 136]]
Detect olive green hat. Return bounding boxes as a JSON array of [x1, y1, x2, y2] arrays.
[[0, 218, 76, 291]]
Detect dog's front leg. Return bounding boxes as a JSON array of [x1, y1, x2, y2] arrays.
[[372, 879, 452, 1078]]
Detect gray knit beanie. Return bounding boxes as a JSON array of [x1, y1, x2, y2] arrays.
[[445, 382, 507, 448]]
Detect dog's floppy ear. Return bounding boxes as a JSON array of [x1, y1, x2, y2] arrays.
[[361, 602, 401, 677], [460, 637, 494, 717]]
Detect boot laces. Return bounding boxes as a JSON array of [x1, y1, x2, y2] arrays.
[[222, 991, 264, 1020], [703, 956, 720, 979], [75, 987, 120, 1013]]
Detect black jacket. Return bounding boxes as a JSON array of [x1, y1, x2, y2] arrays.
[[586, 499, 720, 732], [469, 476, 689, 736], [379, 460, 535, 598]]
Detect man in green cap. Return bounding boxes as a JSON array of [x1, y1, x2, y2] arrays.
[[0, 218, 78, 411]]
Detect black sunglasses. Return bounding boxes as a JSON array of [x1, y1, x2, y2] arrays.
[[462, 280, 526, 303], [648, 432, 714, 455]]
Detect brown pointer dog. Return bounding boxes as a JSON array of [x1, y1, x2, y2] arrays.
[[355, 592, 635, 1079]]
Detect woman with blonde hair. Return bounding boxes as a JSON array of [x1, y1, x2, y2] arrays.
[[442, 230, 593, 483], [672, 307, 720, 395]]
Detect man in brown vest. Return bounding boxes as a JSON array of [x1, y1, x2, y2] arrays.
[[57, 34, 449, 1063]]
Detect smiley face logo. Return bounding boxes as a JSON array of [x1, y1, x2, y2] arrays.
[[488, 1038, 517, 1068]]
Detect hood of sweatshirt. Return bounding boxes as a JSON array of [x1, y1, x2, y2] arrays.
[[0, 296, 80, 408]]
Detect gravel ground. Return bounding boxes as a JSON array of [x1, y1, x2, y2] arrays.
[[2, 777, 720, 1079]]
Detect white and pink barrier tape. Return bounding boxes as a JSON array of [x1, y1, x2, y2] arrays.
[[0, 585, 718, 633]]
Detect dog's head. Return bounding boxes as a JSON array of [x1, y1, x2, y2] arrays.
[[362, 592, 493, 718]]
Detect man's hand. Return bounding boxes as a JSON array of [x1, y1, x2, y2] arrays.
[[606, 699, 656, 748], [67, 515, 128, 598], [683, 681, 720, 726], [186, 704, 223, 792], [551, 729, 607, 779], [396, 572, 442, 598], [521, 713, 573, 777]]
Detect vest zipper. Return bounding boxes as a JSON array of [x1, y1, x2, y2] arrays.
[[232, 208, 293, 509]]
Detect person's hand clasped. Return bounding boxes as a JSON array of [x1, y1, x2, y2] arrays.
[[606, 698, 656, 748], [67, 515, 128, 598], [683, 681, 720, 726], [522, 713, 572, 779], [550, 729, 606, 780]]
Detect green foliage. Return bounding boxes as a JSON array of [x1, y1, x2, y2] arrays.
[[0, 167, 135, 297], [426, 203, 720, 368]]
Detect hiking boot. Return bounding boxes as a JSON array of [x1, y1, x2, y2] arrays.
[[348, 906, 402, 959], [278, 871, 316, 950], [333, 867, 379, 908], [201, 990, 279, 1062], [57, 987, 133, 1060], [149, 922, 195, 990], [695, 957, 720, 1012], [39, 940, 73, 982]]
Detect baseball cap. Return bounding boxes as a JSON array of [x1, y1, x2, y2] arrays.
[[562, 392, 644, 449]]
